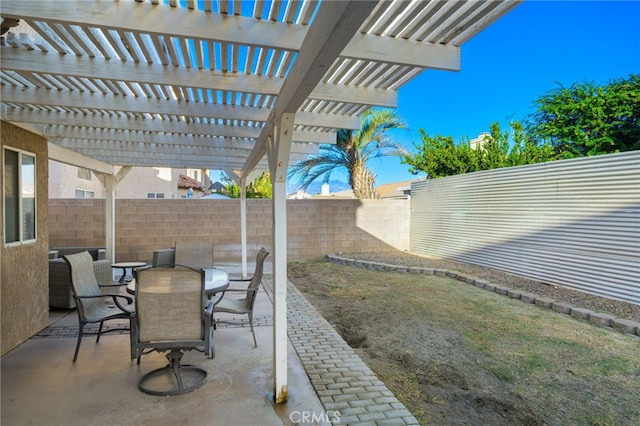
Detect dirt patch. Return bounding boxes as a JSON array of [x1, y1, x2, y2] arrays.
[[359, 320, 546, 426], [288, 255, 640, 425]]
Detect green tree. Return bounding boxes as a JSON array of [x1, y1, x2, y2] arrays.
[[221, 172, 272, 198], [476, 122, 511, 170], [402, 121, 555, 178], [287, 108, 407, 199], [508, 120, 556, 166], [401, 132, 474, 178], [246, 172, 272, 198], [527, 74, 640, 157]]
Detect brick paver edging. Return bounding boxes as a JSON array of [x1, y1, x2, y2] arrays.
[[262, 278, 420, 425], [326, 254, 640, 338]]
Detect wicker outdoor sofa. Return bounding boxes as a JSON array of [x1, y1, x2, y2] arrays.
[[48, 247, 112, 309]]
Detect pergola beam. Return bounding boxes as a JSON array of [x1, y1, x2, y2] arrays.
[[66, 155, 265, 170], [2, 108, 338, 143], [2, 1, 461, 69], [1, 48, 397, 107], [0, 86, 360, 130], [46, 132, 320, 155], [0, 1, 306, 50], [49, 138, 319, 156], [47, 142, 114, 175], [341, 35, 460, 70]]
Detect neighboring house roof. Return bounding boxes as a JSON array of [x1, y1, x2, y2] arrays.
[[317, 188, 355, 198], [299, 179, 423, 199], [199, 193, 231, 199], [376, 179, 423, 199], [208, 181, 226, 192], [178, 174, 202, 190], [287, 190, 313, 199]]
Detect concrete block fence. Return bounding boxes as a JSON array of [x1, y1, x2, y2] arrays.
[[326, 254, 640, 338], [48, 198, 410, 263]]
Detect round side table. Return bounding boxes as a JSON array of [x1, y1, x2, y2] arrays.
[[112, 261, 147, 283]]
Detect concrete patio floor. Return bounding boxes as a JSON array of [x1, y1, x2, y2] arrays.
[[1, 262, 328, 426]]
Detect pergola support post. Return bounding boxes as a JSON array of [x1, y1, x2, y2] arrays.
[[267, 113, 294, 404], [240, 176, 248, 279], [98, 167, 132, 262], [103, 174, 116, 262]]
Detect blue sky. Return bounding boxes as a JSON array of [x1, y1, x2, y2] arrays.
[[366, 0, 640, 185]]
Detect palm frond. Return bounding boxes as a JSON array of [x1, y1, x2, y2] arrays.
[[286, 108, 407, 198], [287, 144, 350, 190]]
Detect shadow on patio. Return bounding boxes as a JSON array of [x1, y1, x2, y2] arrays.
[[1, 262, 327, 426]]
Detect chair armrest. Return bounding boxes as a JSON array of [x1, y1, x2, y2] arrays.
[[98, 281, 130, 298], [99, 282, 128, 289], [217, 287, 258, 302], [75, 293, 135, 312], [113, 295, 135, 312]]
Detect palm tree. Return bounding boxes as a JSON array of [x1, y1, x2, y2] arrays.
[[287, 108, 407, 199]]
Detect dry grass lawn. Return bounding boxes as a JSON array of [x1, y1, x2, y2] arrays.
[[288, 259, 640, 426]]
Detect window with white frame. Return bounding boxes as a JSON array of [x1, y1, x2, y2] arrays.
[[75, 189, 95, 198], [147, 192, 165, 199], [4, 147, 37, 245]]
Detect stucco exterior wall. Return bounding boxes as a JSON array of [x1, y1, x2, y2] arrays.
[[48, 164, 209, 199], [113, 167, 181, 199], [1, 122, 49, 355], [48, 160, 106, 198], [48, 198, 410, 263]]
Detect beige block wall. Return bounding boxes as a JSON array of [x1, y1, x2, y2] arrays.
[[1, 122, 49, 356], [48, 198, 108, 248], [48, 198, 410, 263]]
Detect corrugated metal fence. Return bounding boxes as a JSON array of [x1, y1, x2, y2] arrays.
[[410, 150, 640, 305]]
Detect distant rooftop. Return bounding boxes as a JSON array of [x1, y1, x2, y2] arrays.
[[178, 174, 202, 190]]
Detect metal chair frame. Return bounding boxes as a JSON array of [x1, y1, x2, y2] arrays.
[[214, 248, 269, 348], [64, 251, 134, 363], [133, 266, 214, 396]]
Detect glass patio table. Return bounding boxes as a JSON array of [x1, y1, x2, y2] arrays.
[[127, 267, 229, 298]]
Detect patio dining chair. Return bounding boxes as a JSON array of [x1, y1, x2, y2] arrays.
[[214, 248, 269, 348], [174, 241, 215, 269], [63, 251, 135, 363], [133, 266, 215, 396]]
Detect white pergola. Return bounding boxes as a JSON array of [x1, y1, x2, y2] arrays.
[[0, 0, 520, 403]]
